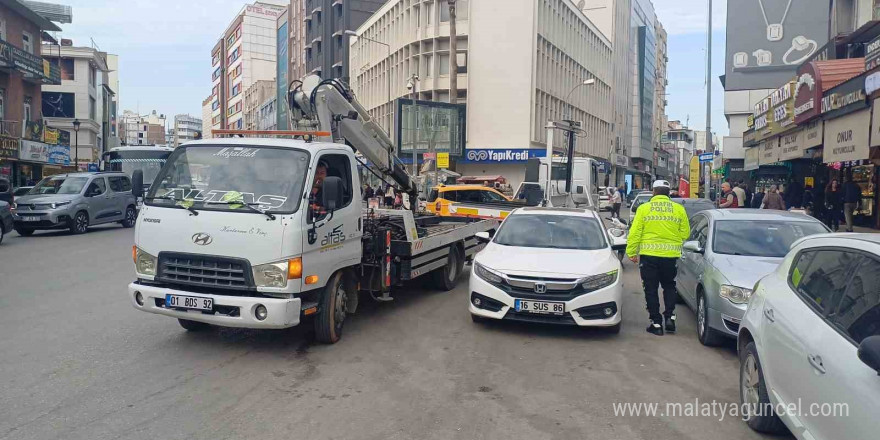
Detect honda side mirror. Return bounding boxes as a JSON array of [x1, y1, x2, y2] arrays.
[[858, 335, 880, 375], [322, 176, 344, 211], [132, 170, 144, 198]]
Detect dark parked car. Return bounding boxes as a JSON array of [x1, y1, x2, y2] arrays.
[[0, 200, 13, 244], [626, 190, 650, 206], [671, 198, 716, 220], [0, 177, 12, 204]]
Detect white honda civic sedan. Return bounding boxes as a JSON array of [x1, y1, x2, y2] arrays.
[[737, 233, 880, 439], [468, 207, 626, 332]]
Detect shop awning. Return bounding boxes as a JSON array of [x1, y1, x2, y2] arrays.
[[813, 58, 865, 91]]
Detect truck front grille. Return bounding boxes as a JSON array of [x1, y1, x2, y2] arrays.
[[157, 252, 253, 290]]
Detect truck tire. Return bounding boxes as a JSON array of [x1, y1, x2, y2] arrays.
[[315, 271, 347, 344], [432, 245, 463, 291], [178, 319, 210, 331]]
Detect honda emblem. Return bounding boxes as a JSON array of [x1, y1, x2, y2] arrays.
[[192, 233, 213, 245], [534, 283, 547, 294]]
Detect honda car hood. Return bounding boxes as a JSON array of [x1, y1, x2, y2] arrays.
[[135, 204, 299, 266], [476, 242, 618, 278]]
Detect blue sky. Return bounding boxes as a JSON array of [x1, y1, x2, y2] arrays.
[[55, 0, 728, 136]]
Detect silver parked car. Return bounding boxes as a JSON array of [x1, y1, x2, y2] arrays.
[[677, 209, 829, 346], [12, 172, 137, 235]]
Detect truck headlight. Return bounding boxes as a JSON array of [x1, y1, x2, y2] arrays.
[[720, 285, 753, 304], [134, 247, 157, 276], [474, 262, 503, 285], [253, 260, 291, 288], [580, 270, 618, 292], [50, 201, 70, 209]]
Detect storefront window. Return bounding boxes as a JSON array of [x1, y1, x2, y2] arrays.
[[852, 165, 875, 218]]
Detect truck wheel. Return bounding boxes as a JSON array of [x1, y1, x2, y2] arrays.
[[315, 272, 347, 344], [432, 246, 463, 291], [178, 319, 210, 331], [15, 226, 34, 236]]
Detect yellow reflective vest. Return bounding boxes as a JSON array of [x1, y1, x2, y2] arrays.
[[625, 195, 691, 258]]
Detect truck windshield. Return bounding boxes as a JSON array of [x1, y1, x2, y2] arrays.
[[146, 145, 310, 214]]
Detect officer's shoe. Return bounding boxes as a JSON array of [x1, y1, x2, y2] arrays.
[[646, 320, 664, 336], [665, 315, 676, 333]]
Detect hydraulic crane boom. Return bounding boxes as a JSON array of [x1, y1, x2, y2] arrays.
[[288, 75, 418, 205]]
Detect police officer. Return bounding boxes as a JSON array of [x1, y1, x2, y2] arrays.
[[625, 180, 690, 336]]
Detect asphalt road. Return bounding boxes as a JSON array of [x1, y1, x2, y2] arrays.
[[0, 226, 784, 440]]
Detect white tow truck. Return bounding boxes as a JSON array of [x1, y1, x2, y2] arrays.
[[127, 76, 497, 343]]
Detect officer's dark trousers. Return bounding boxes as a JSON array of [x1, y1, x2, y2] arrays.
[[639, 255, 678, 322]]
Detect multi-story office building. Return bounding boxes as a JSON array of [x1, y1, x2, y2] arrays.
[[119, 110, 166, 145], [288, 0, 307, 82], [351, 0, 613, 187], [0, 0, 62, 186], [652, 20, 669, 179], [258, 95, 278, 131], [201, 95, 214, 139], [208, 1, 286, 134], [303, 0, 386, 82], [627, 0, 657, 189], [242, 80, 275, 130], [173, 114, 202, 147], [42, 43, 111, 169]]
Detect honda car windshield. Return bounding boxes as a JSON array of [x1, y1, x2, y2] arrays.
[[146, 145, 310, 214], [493, 214, 607, 250], [29, 176, 88, 195]]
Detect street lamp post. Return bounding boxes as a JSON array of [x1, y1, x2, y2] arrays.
[[407, 74, 419, 176], [561, 78, 596, 193], [72, 119, 81, 170], [344, 30, 391, 140]]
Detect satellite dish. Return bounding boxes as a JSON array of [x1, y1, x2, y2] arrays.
[[577, 0, 585, 9]]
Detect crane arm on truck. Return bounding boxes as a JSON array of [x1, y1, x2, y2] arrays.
[[288, 75, 418, 205]]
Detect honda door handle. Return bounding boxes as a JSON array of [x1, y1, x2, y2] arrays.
[[808, 354, 826, 374], [763, 308, 775, 322]]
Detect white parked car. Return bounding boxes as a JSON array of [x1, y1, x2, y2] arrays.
[[597, 186, 611, 211], [469, 207, 626, 332], [738, 233, 880, 439], [629, 192, 653, 223]]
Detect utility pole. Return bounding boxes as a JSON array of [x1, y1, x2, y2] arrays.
[[408, 74, 419, 176], [447, 0, 458, 104], [704, 0, 712, 200]]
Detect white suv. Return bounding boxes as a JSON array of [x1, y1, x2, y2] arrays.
[[737, 233, 880, 439]]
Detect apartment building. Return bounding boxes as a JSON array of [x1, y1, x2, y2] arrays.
[[653, 20, 669, 179], [119, 110, 166, 145], [303, 0, 386, 81], [242, 79, 275, 130], [201, 95, 213, 139], [208, 1, 286, 134], [173, 114, 203, 147], [351, 0, 613, 187]]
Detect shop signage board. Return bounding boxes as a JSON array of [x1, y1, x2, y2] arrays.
[[437, 152, 449, 169], [688, 156, 699, 199], [744, 147, 761, 171], [779, 129, 807, 161], [802, 119, 824, 149], [873, 100, 880, 148], [699, 153, 714, 162], [759, 138, 780, 165], [47, 144, 70, 165], [462, 148, 546, 163], [19, 140, 49, 163], [821, 74, 868, 118], [867, 34, 880, 71], [866, 71, 880, 95], [824, 109, 871, 163], [0, 135, 18, 159], [793, 63, 823, 124], [754, 80, 796, 142]]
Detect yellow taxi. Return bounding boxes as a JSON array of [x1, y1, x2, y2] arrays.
[[426, 185, 513, 216]]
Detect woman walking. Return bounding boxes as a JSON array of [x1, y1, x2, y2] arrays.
[[824, 179, 844, 232], [761, 185, 786, 210]]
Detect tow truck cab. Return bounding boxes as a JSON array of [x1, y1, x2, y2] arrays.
[[129, 139, 364, 331]]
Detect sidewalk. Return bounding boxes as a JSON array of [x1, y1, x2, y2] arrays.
[[851, 226, 880, 234]]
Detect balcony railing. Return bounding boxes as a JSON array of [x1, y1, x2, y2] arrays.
[[0, 39, 60, 84]]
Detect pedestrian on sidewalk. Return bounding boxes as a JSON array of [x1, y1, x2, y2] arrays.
[[802, 185, 815, 216], [610, 186, 623, 219], [811, 182, 826, 221], [843, 176, 862, 232], [718, 182, 738, 208], [751, 186, 765, 209], [732, 182, 746, 208], [742, 182, 753, 208], [625, 180, 690, 336], [384, 184, 395, 208], [825, 179, 843, 231], [761, 185, 786, 210]]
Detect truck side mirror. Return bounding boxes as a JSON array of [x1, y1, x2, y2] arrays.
[[322, 176, 344, 211], [132, 170, 144, 198]]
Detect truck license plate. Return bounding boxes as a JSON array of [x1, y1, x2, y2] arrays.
[[515, 299, 565, 315], [165, 294, 213, 311]]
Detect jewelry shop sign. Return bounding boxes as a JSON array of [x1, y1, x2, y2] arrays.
[[754, 80, 795, 141], [824, 109, 870, 164], [821, 74, 868, 118]]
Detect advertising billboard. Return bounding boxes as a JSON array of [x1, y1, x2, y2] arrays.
[[42, 92, 75, 118], [725, 0, 831, 91]]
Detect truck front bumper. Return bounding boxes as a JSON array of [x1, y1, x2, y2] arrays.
[[128, 282, 302, 329]]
